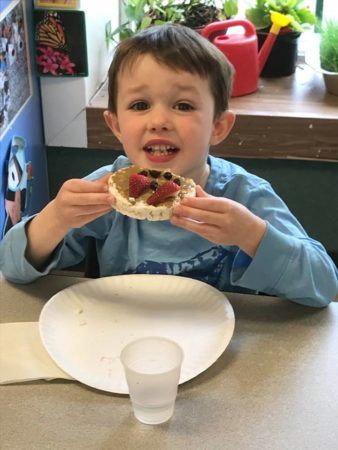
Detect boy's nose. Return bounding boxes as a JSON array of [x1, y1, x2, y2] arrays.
[[147, 107, 172, 132]]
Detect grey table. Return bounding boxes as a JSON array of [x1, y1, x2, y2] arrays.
[[1, 274, 337, 450]]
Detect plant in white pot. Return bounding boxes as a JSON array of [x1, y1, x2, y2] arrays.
[[319, 19, 338, 96]]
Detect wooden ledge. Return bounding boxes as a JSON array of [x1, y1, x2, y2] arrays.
[[86, 64, 338, 161]]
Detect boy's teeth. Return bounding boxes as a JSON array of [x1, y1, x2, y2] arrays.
[[145, 145, 177, 155]]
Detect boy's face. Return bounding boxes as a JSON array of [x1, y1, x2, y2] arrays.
[[104, 54, 234, 185]]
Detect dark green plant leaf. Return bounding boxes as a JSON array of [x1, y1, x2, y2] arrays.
[[134, 0, 148, 19], [246, 7, 270, 29], [139, 15, 152, 30], [121, 28, 135, 40]]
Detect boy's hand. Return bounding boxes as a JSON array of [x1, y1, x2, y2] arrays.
[[25, 173, 115, 269], [50, 173, 115, 231], [171, 186, 266, 258]]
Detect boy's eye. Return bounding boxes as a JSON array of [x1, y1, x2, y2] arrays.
[[175, 102, 194, 111], [130, 101, 149, 111]]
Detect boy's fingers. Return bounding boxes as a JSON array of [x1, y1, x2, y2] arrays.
[[75, 203, 113, 217], [180, 195, 236, 214], [107, 194, 115, 206], [66, 192, 114, 206], [173, 204, 221, 225], [99, 173, 113, 183], [178, 197, 226, 214], [171, 214, 218, 238], [195, 185, 209, 198], [65, 177, 110, 193]]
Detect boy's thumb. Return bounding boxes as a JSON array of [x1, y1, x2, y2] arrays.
[[195, 185, 210, 198]]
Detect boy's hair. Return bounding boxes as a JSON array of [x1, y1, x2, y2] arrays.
[[107, 24, 233, 118]]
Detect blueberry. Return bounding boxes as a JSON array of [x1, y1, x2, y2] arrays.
[[173, 178, 181, 186], [163, 171, 172, 180], [138, 170, 148, 176], [150, 181, 158, 190], [149, 170, 161, 178]]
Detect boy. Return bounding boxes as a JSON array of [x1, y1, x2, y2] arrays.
[[0, 25, 337, 307]]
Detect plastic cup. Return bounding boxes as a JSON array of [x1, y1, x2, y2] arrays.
[[120, 336, 184, 425]]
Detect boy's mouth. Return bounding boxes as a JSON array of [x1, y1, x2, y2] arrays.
[[142, 140, 180, 163], [143, 144, 178, 156]]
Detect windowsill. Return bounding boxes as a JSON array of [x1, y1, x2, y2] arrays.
[[86, 63, 338, 161]]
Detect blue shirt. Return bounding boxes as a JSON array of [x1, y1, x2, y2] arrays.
[[0, 155, 337, 308]]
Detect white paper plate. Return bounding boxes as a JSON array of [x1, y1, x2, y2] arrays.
[[39, 274, 235, 393]]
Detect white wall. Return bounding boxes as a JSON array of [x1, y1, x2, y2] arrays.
[[41, 0, 118, 147]]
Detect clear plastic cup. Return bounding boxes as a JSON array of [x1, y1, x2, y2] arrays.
[[120, 336, 184, 425]]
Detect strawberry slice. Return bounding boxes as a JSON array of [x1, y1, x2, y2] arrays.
[[129, 173, 151, 198], [147, 181, 180, 205]]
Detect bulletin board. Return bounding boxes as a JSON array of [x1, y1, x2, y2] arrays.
[[0, 0, 32, 140]]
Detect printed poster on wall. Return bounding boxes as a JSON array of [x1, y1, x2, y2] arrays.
[[33, 9, 88, 77], [0, 0, 32, 141]]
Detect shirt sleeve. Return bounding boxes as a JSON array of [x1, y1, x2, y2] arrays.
[[227, 179, 338, 308], [0, 157, 129, 284], [0, 218, 64, 284]]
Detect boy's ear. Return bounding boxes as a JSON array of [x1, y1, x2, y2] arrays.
[[103, 110, 122, 142], [210, 110, 235, 146]]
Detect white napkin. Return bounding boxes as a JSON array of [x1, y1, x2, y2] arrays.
[[0, 322, 74, 384]]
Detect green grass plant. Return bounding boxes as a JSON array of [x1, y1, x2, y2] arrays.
[[320, 19, 338, 73]]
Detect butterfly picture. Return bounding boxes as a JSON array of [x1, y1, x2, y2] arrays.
[[35, 11, 68, 51], [33, 9, 88, 77]]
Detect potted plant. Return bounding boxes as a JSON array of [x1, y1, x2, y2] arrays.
[[181, 0, 238, 30], [107, 0, 184, 42], [319, 19, 338, 95], [245, 0, 317, 77], [107, 0, 238, 43]]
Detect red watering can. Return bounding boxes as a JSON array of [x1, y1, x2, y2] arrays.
[[201, 14, 290, 97]]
